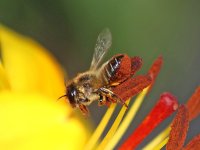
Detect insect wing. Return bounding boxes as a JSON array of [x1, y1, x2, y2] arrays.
[[90, 28, 112, 70]]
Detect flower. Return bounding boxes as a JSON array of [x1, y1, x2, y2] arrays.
[[164, 88, 200, 150], [0, 25, 90, 150], [84, 56, 200, 150], [1, 25, 199, 150]]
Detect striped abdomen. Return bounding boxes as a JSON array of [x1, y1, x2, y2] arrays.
[[101, 54, 128, 84], [100, 54, 143, 85]]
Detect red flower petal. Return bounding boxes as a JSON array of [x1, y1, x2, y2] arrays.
[[183, 134, 200, 150], [112, 75, 152, 101], [119, 92, 178, 150], [186, 86, 200, 121], [166, 105, 189, 150]]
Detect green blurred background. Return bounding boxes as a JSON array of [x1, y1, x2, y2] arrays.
[[1, 0, 200, 148]]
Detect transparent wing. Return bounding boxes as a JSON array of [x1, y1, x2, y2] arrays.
[[90, 28, 112, 70]]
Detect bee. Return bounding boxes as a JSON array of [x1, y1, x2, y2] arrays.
[[59, 29, 145, 115]]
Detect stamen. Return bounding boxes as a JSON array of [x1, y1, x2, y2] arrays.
[[86, 56, 164, 149], [96, 100, 130, 150], [186, 86, 200, 121], [112, 75, 152, 101], [84, 103, 117, 150], [153, 137, 169, 150], [105, 87, 149, 150], [148, 56, 163, 91], [144, 86, 200, 149], [166, 105, 189, 150], [119, 92, 178, 150], [130, 56, 143, 75], [142, 126, 171, 150], [183, 134, 200, 150]]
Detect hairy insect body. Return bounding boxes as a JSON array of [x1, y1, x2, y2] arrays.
[[65, 54, 128, 115], [66, 72, 102, 107], [59, 29, 145, 115]]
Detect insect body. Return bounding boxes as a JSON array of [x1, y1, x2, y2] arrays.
[[59, 29, 146, 115]]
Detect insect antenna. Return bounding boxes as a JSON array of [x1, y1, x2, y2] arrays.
[[57, 94, 67, 101]]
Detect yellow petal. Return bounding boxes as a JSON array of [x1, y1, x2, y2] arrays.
[[0, 25, 65, 99], [0, 62, 11, 90], [0, 91, 89, 150]]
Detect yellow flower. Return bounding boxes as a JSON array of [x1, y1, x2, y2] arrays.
[[0, 25, 89, 150], [2, 25, 199, 150]]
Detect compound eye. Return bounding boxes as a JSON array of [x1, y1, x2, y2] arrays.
[[70, 88, 77, 97], [67, 84, 77, 107]]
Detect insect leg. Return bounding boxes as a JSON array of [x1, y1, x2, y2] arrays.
[[97, 87, 128, 107], [78, 104, 89, 116], [98, 94, 109, 106]]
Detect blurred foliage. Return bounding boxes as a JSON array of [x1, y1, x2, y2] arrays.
[[1, 0, 200, 147]]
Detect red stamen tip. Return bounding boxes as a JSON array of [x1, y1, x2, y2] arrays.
[[112, 75, 152, 101], [131, 56, 143, 75], [148, 56, 163, 82], [186, 86, 200, 121], [166, 105, 189, 150], [147, 56, 163, 92], [183, 134, 200, 150], [160, 92, 179, 111]]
